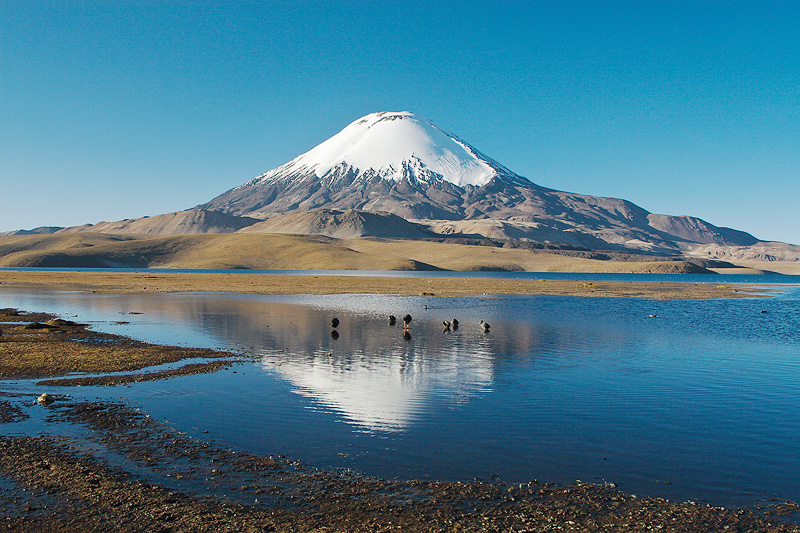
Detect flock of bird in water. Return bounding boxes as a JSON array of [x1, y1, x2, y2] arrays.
[[328, 314, 490, 340], [324, 307, 764, 340]]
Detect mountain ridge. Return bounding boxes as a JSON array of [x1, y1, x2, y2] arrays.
[[54, 208, 260, 236], [200, 111, 763, 256]]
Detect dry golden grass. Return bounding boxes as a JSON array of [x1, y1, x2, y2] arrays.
[[0, 269, 770, 300], [0, 233, 718, 273]]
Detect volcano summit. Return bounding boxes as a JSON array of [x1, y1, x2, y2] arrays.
[[202, 111, 532, 220]]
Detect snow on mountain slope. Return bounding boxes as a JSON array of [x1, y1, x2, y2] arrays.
[[248, 111, 527, 188], [201, 111, 536, 219]]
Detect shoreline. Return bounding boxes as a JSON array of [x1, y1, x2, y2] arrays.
[[2, 400, 794, 532], [1, 306, 798, 531], [0, 269, 776, 299]]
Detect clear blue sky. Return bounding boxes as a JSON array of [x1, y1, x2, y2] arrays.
[[2, 1, 798, 243]]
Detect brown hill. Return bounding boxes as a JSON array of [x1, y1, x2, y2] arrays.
[[0, 226, 63, 236], [57, 208, 259, 236], [646, 214, 758, 246]]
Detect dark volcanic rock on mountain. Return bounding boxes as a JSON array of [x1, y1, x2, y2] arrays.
[[238, 209, 432, 239]]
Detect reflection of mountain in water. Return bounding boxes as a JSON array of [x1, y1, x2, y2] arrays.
[[79, 293, 635, 433], [164, 295, 570, 433], [259, 343, 494, 432], [205, 298, 501, 433], [138, 295, 503, 432]]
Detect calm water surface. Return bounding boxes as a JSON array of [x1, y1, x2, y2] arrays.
[[1, 283, 799, 508]]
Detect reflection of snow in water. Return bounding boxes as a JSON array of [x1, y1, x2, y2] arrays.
[[259, 344, 494, 433]]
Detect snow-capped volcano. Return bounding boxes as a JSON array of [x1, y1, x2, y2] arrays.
[[6, 111, 793, 267], [200, 111, 760, 253], [202, 111, 539, 220], [251, 111, 526, 189]]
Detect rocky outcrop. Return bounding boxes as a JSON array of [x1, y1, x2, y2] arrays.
[[238, 209, 432, 239]]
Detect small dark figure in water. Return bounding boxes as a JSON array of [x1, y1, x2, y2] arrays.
[[479, 320, 491, 333], [760, 310, 768, 314], [442, 320, 451, 331], [648, 314, 658, 318], [330, 317, 339, 328], [402, 314, 412, 329], [388, 315, 396, 326], [403, 330, 412, 341], [330, 329, 339, 339], [451, 318, 459, 330]]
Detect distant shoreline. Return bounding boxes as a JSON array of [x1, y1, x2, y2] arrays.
[[0, 269, 774, 300]]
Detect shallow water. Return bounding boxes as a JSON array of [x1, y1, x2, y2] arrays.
[[1, 285, 800, 508]]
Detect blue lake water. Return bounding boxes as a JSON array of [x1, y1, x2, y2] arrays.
[[1, 281, 799, 508]]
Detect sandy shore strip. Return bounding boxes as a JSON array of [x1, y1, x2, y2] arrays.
[[0, 269, 775, 299]]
